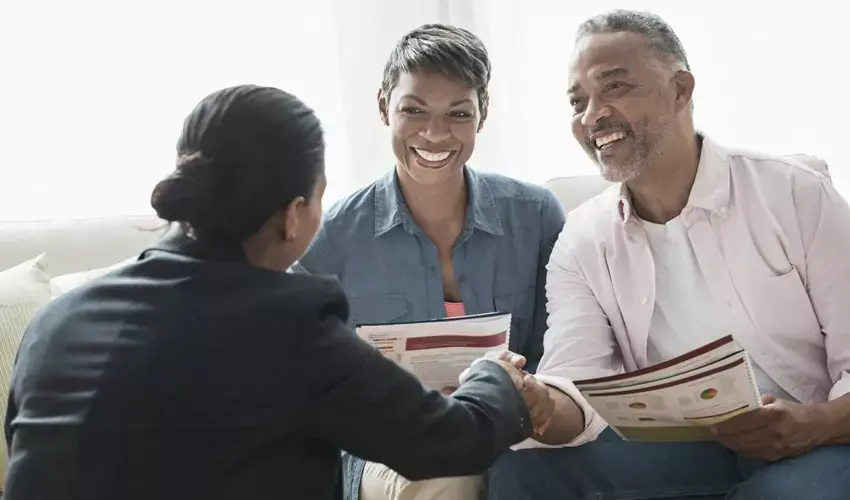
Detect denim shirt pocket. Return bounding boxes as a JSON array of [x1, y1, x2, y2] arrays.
[[348, 293, 409, 326], [494, 285, 535, 355]]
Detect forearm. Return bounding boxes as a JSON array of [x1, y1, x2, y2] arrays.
[[533, 385, 587, 445], [817, 394, 850, 445]]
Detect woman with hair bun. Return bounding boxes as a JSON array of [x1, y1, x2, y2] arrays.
[[3, 85, 549, 500]]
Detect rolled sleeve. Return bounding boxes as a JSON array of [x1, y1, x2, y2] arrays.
[[511, 222, 620, 448], [511, 372, 607, 450]]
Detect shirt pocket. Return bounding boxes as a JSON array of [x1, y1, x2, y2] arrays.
[[745, 266, 820, 341], [347, 293, 409, 326], [494, 285, 536, 354]]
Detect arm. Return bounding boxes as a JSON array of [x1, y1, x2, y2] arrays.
[[295, 294, 533, 481], [520, 222, 621, 447], [524, 192, 566, 373], [797, 176, 850, 444]]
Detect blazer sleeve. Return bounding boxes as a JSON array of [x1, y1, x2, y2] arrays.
[[294, 285, 533, 481]]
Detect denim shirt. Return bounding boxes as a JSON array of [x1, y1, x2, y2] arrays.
[[295, 166, 565, 499]]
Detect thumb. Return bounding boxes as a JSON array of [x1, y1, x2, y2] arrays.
[[761, 394, 778, 406]]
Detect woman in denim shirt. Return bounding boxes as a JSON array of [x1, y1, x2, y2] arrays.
[[296, 24, 565, 500]]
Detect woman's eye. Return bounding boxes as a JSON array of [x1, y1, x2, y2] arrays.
[[400, 107, 424, 115]]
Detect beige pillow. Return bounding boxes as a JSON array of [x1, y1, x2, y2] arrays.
[[0, 253, 52, 487], [51, 256, 137, 298]]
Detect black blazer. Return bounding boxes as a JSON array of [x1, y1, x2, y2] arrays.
[[3, 232, 531, 500]]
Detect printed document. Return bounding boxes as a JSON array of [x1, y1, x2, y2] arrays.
[[573, 336, 762, 442], [356, 312, 511, 393]]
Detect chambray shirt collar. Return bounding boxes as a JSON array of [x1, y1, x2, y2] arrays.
[[373, 166, 504, 238], [617, 133, 732, 226]]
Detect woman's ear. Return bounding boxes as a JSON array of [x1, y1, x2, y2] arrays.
[[477, 95, 489, 132], [281, 196, 307, 241], [377, 89, 389, 126]]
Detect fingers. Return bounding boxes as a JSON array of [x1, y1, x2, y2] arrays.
[[711, 407, 774, 437], [761, 394, 778, 405], [521, 374, 555, 435], [485, 350, 527, 369], [489, 359, 526, 391]]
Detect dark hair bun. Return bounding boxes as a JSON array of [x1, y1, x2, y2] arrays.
[[150, 154, 214, 225], [150, 85, 324, 243]]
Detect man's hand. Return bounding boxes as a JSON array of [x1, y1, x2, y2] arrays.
[[459, 350, 554, 435], [519, 370, 556, 436], [710, 395, 831, 462]]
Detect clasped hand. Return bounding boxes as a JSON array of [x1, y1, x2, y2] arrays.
[[458, 351, 555, 436]]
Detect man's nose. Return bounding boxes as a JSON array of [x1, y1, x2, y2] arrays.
[[581, 98, 612, 127]]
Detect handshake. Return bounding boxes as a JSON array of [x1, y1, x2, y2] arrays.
[[458, 351, 556, 437]]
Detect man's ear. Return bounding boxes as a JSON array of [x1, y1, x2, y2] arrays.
[[673, 70, 695, 113], [477, 94, 489, 133], [377, 89, 389, 126]]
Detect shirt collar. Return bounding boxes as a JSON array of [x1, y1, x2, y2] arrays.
[[143, 225, 248, 263], [373, 166, 504, 238], [617, 133, 731, 225]]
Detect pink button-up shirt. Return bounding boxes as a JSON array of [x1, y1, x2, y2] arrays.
[[530, 135, 850, 447]]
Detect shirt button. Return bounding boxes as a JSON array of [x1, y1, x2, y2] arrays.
[[640, 296, 648, 304], [719, 206, 728, 214], [430, 265, 437, 274]]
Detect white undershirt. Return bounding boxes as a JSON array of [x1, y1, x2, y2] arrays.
[[642, 217, 797, 401]]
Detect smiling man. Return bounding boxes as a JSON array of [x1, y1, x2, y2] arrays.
[[486, 9, 850, 500]]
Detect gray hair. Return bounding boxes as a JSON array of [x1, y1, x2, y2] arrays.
[[577, 10, 691, 71], [381, 24, 491, 112]]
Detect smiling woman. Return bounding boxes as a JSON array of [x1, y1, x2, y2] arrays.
[[295, 23, 566, 500]]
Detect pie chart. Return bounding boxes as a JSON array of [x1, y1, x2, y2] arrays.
[[700, 388, 719, 400]]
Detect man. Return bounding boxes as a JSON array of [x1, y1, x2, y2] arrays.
[[487, 9, 850, 500]]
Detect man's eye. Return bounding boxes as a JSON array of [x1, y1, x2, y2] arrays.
[[604, 82, 627, 92], [570, 98, 587, 112]]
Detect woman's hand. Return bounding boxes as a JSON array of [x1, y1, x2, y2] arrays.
[[459, 350, 555, 435]]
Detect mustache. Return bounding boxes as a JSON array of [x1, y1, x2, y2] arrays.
[[589, 121, 632, 136]]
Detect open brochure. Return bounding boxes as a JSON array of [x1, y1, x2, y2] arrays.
[[356, 312, 511, 393], [573, 335, 762, 442]]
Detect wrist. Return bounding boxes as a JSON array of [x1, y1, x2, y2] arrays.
[[812, 395, 850, 445]]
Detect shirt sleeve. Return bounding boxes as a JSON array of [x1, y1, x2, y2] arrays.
[[524, 191, 566, 372], [295, 291, 533, 480], [796, 174, 850, 400], [518, 220, 621, 447]]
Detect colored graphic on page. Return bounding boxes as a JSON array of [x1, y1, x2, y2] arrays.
[[699, 388, 719, 400], [628, 402, 647, 409]]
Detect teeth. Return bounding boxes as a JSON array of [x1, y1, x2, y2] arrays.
[[415, 148, 451, 162], [595, 131, 627, 149]]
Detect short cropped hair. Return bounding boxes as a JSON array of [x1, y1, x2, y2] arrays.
[[381, 24, 491, 111], [577, 10, 691, 71]]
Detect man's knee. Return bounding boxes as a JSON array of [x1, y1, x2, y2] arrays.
[[734, 445, 850, 500], [487, 449, 555, 500]]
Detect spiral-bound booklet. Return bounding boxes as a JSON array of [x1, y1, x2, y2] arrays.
[[573, 335, 762, 442]]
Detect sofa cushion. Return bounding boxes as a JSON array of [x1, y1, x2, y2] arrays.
[[0, 254, 53, 487]]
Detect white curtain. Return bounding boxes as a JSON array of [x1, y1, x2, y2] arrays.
[[1, 0, 847, 221]]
